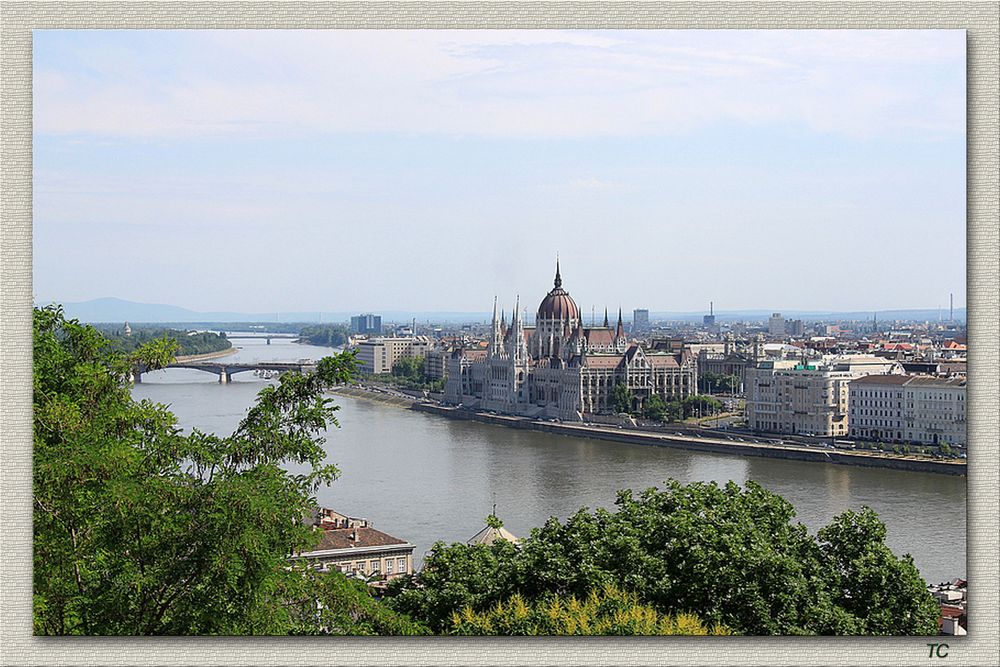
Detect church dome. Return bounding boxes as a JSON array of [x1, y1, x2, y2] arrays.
[[537, 261, 580, 321]]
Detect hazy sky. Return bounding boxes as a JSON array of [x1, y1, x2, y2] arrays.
[[33, 29, 966, 314]]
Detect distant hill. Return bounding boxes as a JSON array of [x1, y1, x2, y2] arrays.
[[646, 309, 967, 323], [46, 297, 965, 325]]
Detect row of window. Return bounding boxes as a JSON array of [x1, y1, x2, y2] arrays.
[[340, 557, 408, 575]]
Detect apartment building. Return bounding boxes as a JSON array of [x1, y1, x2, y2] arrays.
[[355, 336, 433, 375], [746, 355, 903, 437], [848, 375, 966, 446]]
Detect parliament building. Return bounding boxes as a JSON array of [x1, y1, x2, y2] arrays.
[[444, 262, 697, 421]]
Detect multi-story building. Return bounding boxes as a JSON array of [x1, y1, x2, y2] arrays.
[[768, 313, 786, 337], [848, 375, 966, 446], [746, 355, 903, 437], [633, 309, 650, 334], [424, 347, 451, 381], [847, 374, 910, 443], [294, 523, 415, 581], [356, 336, 432, 375], [444, 262, 697, 421], [350, 313, 383, 335], [697, 334, 764, 394]]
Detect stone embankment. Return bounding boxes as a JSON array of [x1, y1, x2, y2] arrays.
[[330, 385, 420, 408], [410, 403, 966, 477]]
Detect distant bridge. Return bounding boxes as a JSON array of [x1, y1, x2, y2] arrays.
[[222, 333, 300, 345], [223, 333, 299, 339], [134, 361, 316, 384]]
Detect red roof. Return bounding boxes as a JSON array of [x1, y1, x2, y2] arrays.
[[585, 355, 623, 369], [311, 527, 411, 551]]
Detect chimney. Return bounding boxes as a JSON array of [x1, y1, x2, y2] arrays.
[[349, 529, 357, 544]]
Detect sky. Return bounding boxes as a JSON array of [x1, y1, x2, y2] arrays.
[[33, 29, 966, 315]]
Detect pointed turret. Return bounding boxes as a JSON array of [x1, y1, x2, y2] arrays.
[[603, 307, 609, 328], [616, 308, 625, 339], [513, 295, 529, 364], [489, 295, 501, 357], [554, 257, 562, 289]]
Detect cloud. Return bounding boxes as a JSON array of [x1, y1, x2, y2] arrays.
[[33, 29, 964, 141]]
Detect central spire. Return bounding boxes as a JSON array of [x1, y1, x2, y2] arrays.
[[554, 256, 562, 289]]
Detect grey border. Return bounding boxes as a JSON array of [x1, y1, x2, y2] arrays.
[[2, 2, 997, 665]]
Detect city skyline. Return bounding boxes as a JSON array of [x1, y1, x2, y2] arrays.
[[34, 30, 966, 313]]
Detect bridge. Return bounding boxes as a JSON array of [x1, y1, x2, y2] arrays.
[[221, 333, 300, 345], [133, 361, 316, 384]]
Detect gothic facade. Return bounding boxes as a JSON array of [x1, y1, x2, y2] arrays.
[[444, 262, 697, 421]]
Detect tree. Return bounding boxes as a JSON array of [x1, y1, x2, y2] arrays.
[[385, 479, 938, 636], [278, 566, 428, 635], [449, 585, 732, 636], [611, 383, 634, 414], [33, 305, 368, 635], [644, 394, 667, 422], [391, 356, 424, 383], [384, 540, 520, 633], [816, 509, 939, 635], [298, 324, 349, 348], [681, 395, 723, 419]]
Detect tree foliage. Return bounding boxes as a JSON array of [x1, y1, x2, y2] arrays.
[[95, 324, 232, 357], [385, 480, 939, 636], [299, 324, 349, 348], [611, 383, 634, 414], [449, 585, 732, 636], [32, 305, 375, 635]]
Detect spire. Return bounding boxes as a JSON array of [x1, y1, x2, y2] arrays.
[[554, 256, 562, 289], [616, 308, 625, 338], [603, 307, 609, 328]]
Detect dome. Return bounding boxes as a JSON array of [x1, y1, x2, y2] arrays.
[[537, 261, 580, 321]]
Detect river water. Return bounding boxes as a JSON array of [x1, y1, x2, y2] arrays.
[[132, 338, 966, 582]]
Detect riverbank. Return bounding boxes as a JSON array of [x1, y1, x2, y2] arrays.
[[331, 385, 420, 409], [175, 346, 238, 363], [410, 403, 966, 477]]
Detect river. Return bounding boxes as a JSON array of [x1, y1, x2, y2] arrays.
[[131, 337, 966, 583]]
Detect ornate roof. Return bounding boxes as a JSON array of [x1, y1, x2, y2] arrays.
[[537, 259, 580, 321]]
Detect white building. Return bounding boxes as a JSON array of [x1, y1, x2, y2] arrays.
[[768, 313, 786, 338], [355, 336, 433, 375], [848, 375, 966, 446], [746, 355, 903, 437]]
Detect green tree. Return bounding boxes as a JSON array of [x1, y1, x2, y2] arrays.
[[33, 305, 371, 635], [278, 566, 428, 635], [385, 479, 938, 636], [298, 324, 349, 348], [816, 509, 939, 635], [384, 540, 520, 633], [681, 395, 723, 419], [391, 356, 425, 383], [644, 394, 668, 422], [611, 383, 634, 414], [449, 585, 732, 636]]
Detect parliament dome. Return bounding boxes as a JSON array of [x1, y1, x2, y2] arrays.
[[537, 261, 580, 321]]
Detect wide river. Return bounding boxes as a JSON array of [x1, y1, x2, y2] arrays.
[[133, 338, 966, 582]]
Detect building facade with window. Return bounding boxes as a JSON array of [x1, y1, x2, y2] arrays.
[[294, 524, 415, 581], [745, 355, 904, 437], [848, 375, 966, 446], [355, 336, 433, 375], [350, 313, 383, 335]]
